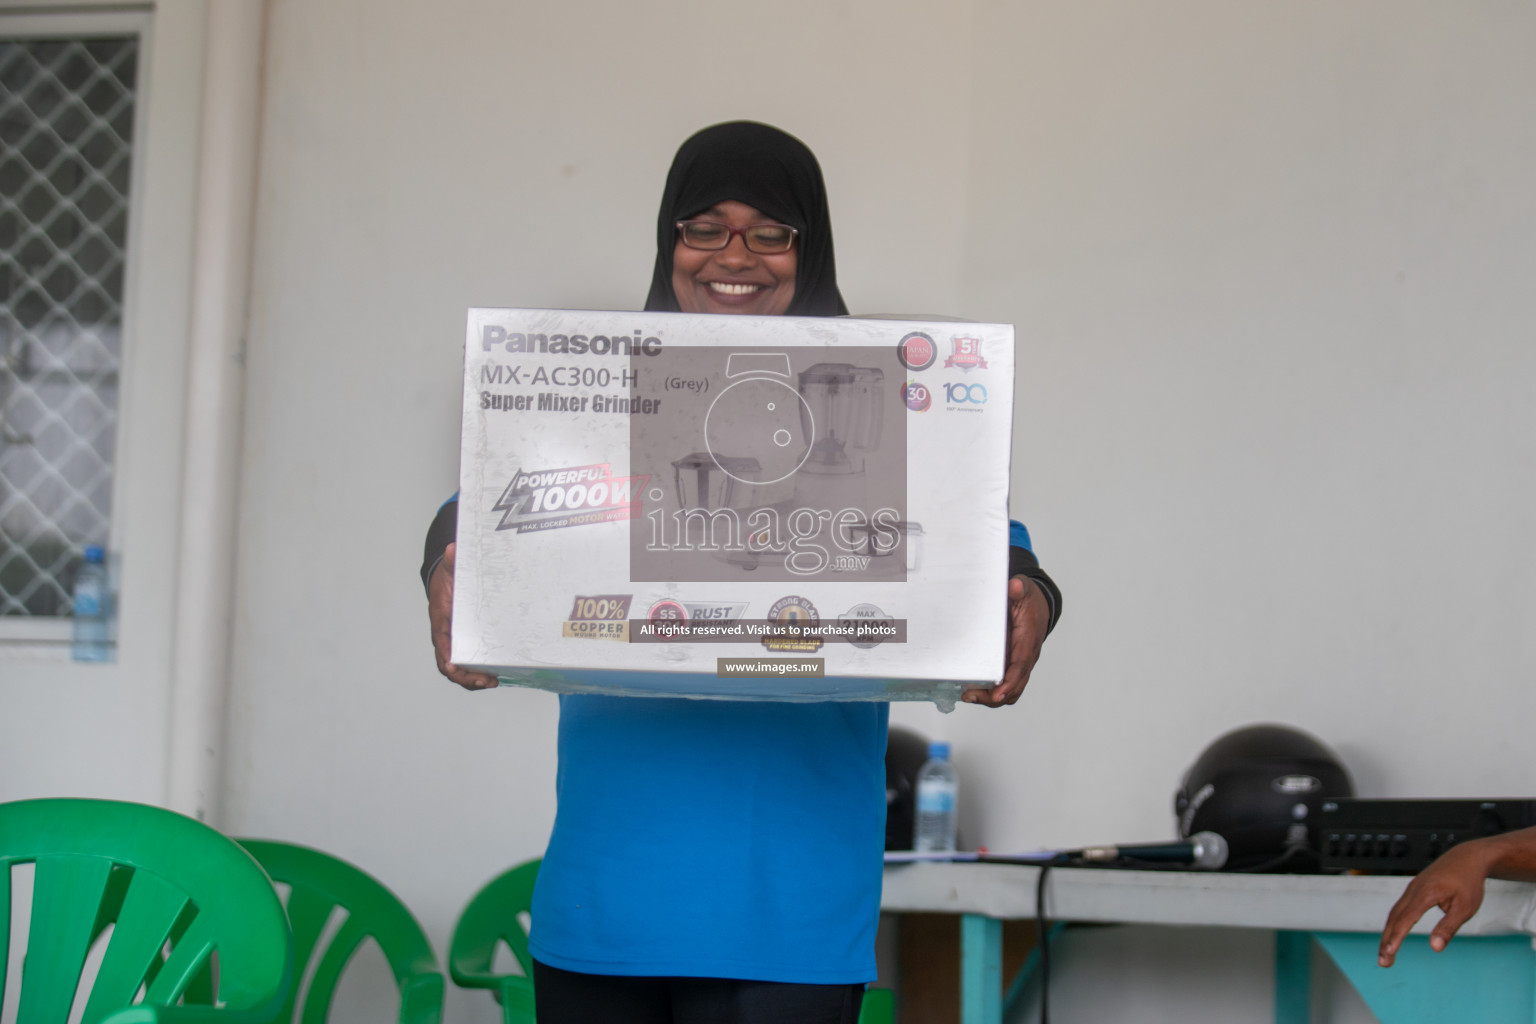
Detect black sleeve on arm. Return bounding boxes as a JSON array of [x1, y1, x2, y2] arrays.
[[421, 499, 458, 596], [1009, 545, 1062, 636]]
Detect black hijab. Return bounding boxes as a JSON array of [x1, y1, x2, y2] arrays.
[[644, 121, 848, 316]]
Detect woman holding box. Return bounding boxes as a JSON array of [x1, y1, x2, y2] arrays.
[[423, 121, 1060, 1024]]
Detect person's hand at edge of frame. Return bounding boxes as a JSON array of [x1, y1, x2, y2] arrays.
[[430, 542, 498, 691], [1378, 827, 1536, 967], [964, 575, 1048, 708], [1377, 839, 1498, 966], [1376, 835, 1517, 970]]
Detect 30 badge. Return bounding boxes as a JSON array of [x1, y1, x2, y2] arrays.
[[903, 381, 932, 412]]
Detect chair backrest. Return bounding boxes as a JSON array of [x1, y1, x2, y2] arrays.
[[0, 797, 292, 1024], [236, 838, 444, 1024], [448, 859, 540, 1024]]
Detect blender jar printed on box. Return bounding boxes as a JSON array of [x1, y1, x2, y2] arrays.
[[451, 308, 1015, 704]]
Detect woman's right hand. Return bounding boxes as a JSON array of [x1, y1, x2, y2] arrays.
[[429, 542, 498, 690]]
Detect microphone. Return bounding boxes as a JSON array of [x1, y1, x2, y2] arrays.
[[1073, 831, 1228, 869]]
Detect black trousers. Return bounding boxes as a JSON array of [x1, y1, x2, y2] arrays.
[[532, 960, 866, 1024]]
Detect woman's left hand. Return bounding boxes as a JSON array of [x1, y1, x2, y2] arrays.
[[964, 575, 1049, 707]]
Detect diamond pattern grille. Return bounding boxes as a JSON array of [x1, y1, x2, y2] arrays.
[[1, 35, 137, 616]]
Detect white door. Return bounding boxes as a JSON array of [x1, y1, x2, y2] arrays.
[[0, 3, 207, 804]]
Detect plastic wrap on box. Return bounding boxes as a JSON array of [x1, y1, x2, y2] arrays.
[[451, 308, 1014, 705]]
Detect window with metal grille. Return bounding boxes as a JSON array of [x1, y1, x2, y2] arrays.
[[1, 32, 136, 618]]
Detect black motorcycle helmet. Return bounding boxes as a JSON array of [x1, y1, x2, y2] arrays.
[[1175, 724, 1354, 871], [885, 726, 931, 850]]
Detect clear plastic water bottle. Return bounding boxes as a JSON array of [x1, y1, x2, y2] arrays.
[[71, 544, 113, 662], [914, 741, 959, 853]]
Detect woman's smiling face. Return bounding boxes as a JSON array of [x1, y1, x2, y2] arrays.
[[671, 200, 797, 316]]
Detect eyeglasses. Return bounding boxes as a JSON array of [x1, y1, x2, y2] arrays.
[[676, 219, 798, 254]]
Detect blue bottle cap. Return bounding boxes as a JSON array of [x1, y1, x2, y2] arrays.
[[928, 741, 951, 759], [84, 545, 105, 563]]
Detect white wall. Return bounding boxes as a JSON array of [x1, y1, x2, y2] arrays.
[[916, 0, 1536, 848], [221, 1, 1534, 1021]]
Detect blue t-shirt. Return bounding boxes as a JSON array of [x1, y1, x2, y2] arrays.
[[528, 521, 1034, 982], [530, 696, 889, 982]]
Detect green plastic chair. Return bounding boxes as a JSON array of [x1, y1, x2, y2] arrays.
[[449, 858, 539, 1023], [858, 985, 895, 1024], [236, 839, 444, 1023], [448, 858, 894, 1023], [0, 797, 292, 1024]]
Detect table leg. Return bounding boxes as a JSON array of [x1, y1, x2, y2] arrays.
[[1313, 931, 1535, 1023], [1274, 930, 1312, 1024], [961, 913, 1003, 1024]]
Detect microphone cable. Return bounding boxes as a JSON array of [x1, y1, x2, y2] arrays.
[[1233, 842, 1315, 874]]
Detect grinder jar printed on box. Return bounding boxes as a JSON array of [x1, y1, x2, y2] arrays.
[[452, 307, 1014, 703]]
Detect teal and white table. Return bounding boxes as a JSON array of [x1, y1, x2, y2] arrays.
[[881, 862, 1536, 1024]]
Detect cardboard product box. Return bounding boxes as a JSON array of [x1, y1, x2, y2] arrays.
[[452, 308, 1015, 705]]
